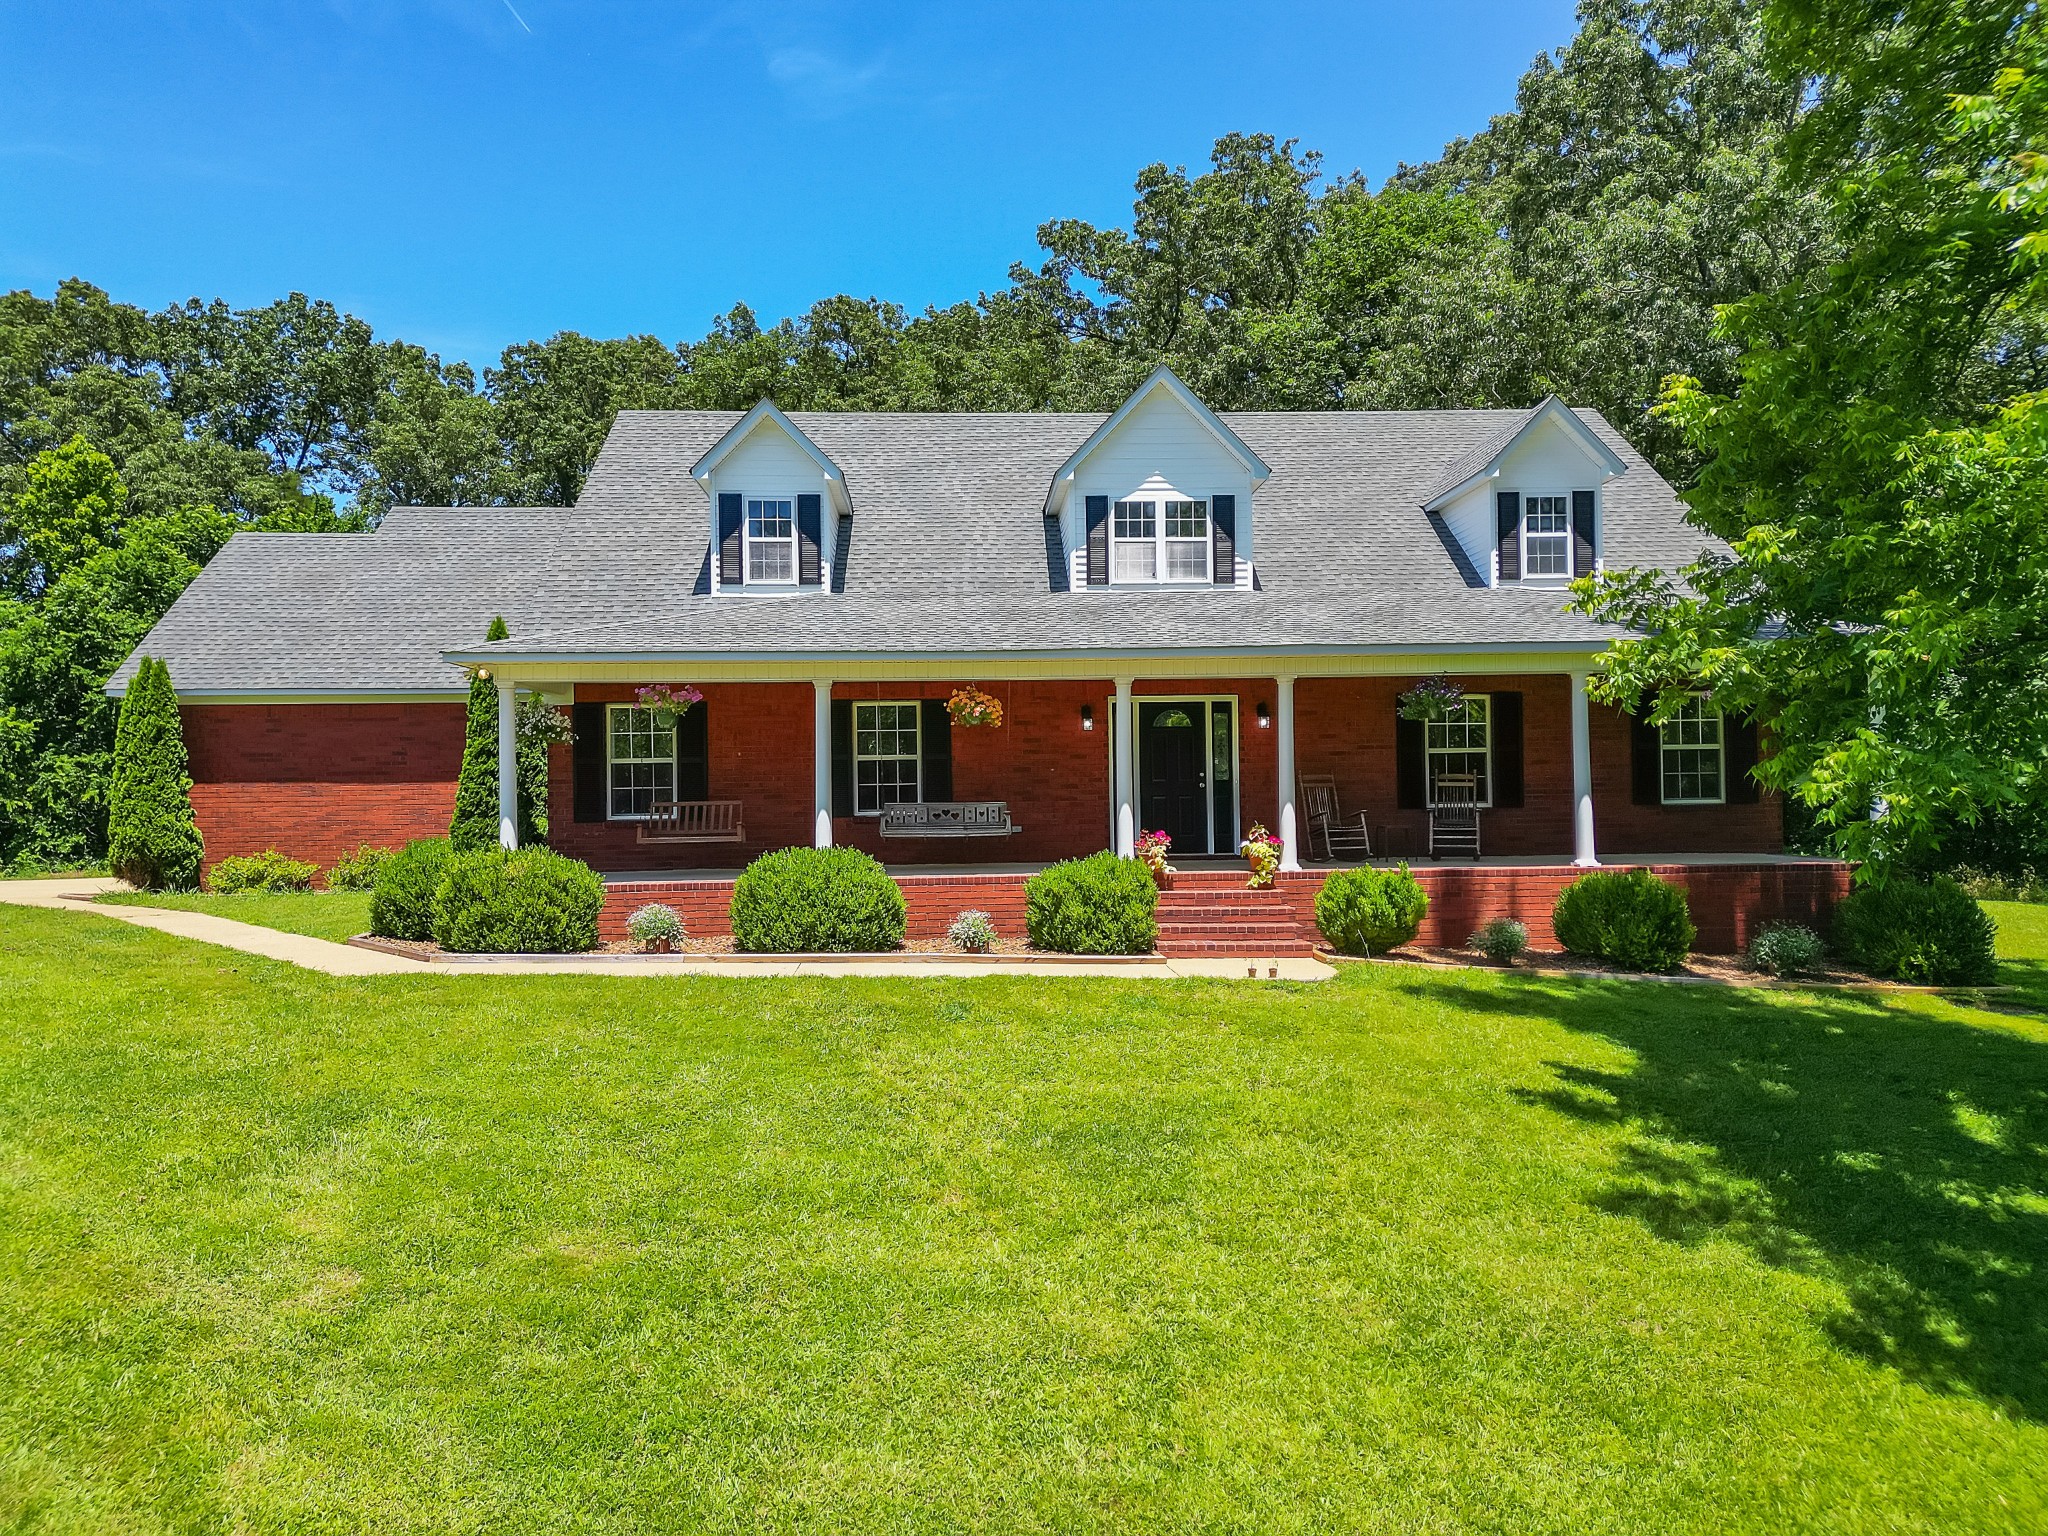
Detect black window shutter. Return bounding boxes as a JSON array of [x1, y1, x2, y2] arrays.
[[1085, 495, 1109, 586], [919, 699, 953, 803], [1632, 707, 1663, 805], [1396, 711, 1426, 810], [797, 493, 823, 586], [1491, 691, 1524, 808], [830, 699, 854, 817], [1211, 494, 1236, 586], [1572, 489, 1596, 577], [718, 492, 744, 586], [1496, 492, 1521, 583], [676, 700, 710, 801], [1725, 715, 1762, 804], [572, 701, 607, 823]]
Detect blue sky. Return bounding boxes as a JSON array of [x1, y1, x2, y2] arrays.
[[2, 1, 1577, 367]]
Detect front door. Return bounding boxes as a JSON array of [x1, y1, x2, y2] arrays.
[[1139, 700, 1235, 854]]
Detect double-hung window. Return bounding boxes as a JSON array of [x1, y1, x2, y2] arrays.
[[1425, 694, 1492, 806], [1163, 500, 1210, 581], [1660, 696, 1725, 804], [1523, 495, 1571, 577], [854, 701, 921, 814], [1112, 500, 1157, 582], [747, 496, 795, 584], [607, 704, 675, 819]]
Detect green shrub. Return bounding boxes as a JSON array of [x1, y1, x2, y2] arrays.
[[1552, 869, 1696, 972], [1470, 916, 1529, 964], [1748, 922, 1826, 977], [1832, 875, 1997, 985], [368, 837, 452, 941], [728, 846, 907, 953], [431, 846, 605, 954], [206, 850, 317, 893], [1315, 865, 1429, 956], [1023, 852, 1157, 955], [948, 909, 997, 953], [106, 657, 204, 890], [627, 902, 685, 948], [326, 845, 394, 891]]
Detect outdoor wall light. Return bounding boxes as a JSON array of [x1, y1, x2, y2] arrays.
[[1080, 704, 1095, 731], [1256, 701, 1271, 728]]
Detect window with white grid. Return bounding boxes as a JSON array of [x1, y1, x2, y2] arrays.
[[1660, 696, 1725, 804], [607, 705, 676, 819], [1163, 499, 1210, 581], [747, 496, 795, 584], [1112, 500, 1157, 582], [1425, 694, 1492, 806], [1523, 495, 1571, 577], [854, 701, 921, 814]]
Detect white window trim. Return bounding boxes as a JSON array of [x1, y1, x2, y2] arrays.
[[853, 699, 922, 817], [1660, 696, 1727, 806], [1518, 490, 1575, 583], [1426, 692, 1494, 809], [1104, 493, 1213, 586], [744, 492, 799, 588], [605, 702, 676, 822]]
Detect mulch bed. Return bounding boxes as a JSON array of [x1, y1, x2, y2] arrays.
[[595, 934, 1040, 957]]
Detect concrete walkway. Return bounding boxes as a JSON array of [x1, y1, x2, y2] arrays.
[[0, 879, 1334, 981]]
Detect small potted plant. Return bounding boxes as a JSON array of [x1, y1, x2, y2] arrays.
[[627, 902, 685, 954], [946, 685, 1004, 729], [1239, 822, 1283, 889], [1135, 828, 1175, 885], [948, 909, 997, 953], [1396, 676, 1465, 722], [635, 683, 703, 728]]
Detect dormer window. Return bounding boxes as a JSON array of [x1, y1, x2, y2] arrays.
[[747, 497, 796, 585], [1112, 497, 1211, 584], [1522, 495, 1571, 577]]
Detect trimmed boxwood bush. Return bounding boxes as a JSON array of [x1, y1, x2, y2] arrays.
[[1832, 875, 1997, 985], [326, 845, 393, 891], [206, 850, 317, 893], [1552, 868, 1696, 972], [431, 846, 605, 954], [1315, 864, 1429, 955], [368, 837, 451, 941], [729, 846, 907, 953], [1024, 852, 1157, 955]]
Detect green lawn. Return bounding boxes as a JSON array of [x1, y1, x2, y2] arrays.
[[1, 904, 2044, 1532], [1988, 897, 2048, 1007], [96, 888, 373, 943]]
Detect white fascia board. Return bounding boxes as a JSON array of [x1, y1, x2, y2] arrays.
[[100, 685, 471, 702], [1421, 397, 1628, 512], [442, 637, 1611, 670], [690, 400, 851, 517], [1043, 364, 1272, 517]]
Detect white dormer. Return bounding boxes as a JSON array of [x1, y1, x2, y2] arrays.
[[1044, 365, 1270, 590], [1421, 397, 1627, 588], [692, 401, 850, 594]]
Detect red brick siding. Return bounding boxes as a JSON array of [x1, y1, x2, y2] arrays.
[[181, 702, 466, 873], [603, 872, 1034, 945]]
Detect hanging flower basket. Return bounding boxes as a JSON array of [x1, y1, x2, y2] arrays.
[[947, 685, 1004, 729], [1239, 822, 1283, 890], [1396, 676, 1465, 722], [635, 683, 703, 729]]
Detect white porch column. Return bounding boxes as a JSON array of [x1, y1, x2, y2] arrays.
[[1275, 674, 1301, 871], [496, 678, 518, 850], [812, 679, 834, 848], [1570, 671, 1599, 867], [1113, 675, 1136, 857]]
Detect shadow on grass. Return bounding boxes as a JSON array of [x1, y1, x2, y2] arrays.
[[1393, 972, 2048, 1421]]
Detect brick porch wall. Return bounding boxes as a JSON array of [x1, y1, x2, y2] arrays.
[[180, 702, 466, 874]]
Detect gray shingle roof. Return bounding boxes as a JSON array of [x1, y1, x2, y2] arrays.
[[113, 407, 1715, 694]]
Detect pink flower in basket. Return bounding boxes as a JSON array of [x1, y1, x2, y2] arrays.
[[1239, 821, 1284, 889], [635, 684, 703, 726], [1135, 828, 1175, 879]]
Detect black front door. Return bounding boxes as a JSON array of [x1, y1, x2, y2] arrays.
[[1139, 702, 1210, 853]]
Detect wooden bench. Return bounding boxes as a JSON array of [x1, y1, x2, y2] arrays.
[[879, 801, 1021, 838], [636, 800, 745, 845]]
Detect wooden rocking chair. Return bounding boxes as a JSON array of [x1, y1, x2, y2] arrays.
[[1298, 775, 1372, 862], [1428, 773, 1482, 861]]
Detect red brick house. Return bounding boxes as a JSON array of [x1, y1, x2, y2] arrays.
[[112, 368, 1847, 952]]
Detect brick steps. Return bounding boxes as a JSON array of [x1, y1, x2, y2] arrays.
[[1154, 883, 1315, 956]]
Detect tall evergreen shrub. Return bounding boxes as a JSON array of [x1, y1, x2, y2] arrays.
[[449, 616, 540, 850], [106, 657, 204, 890]]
